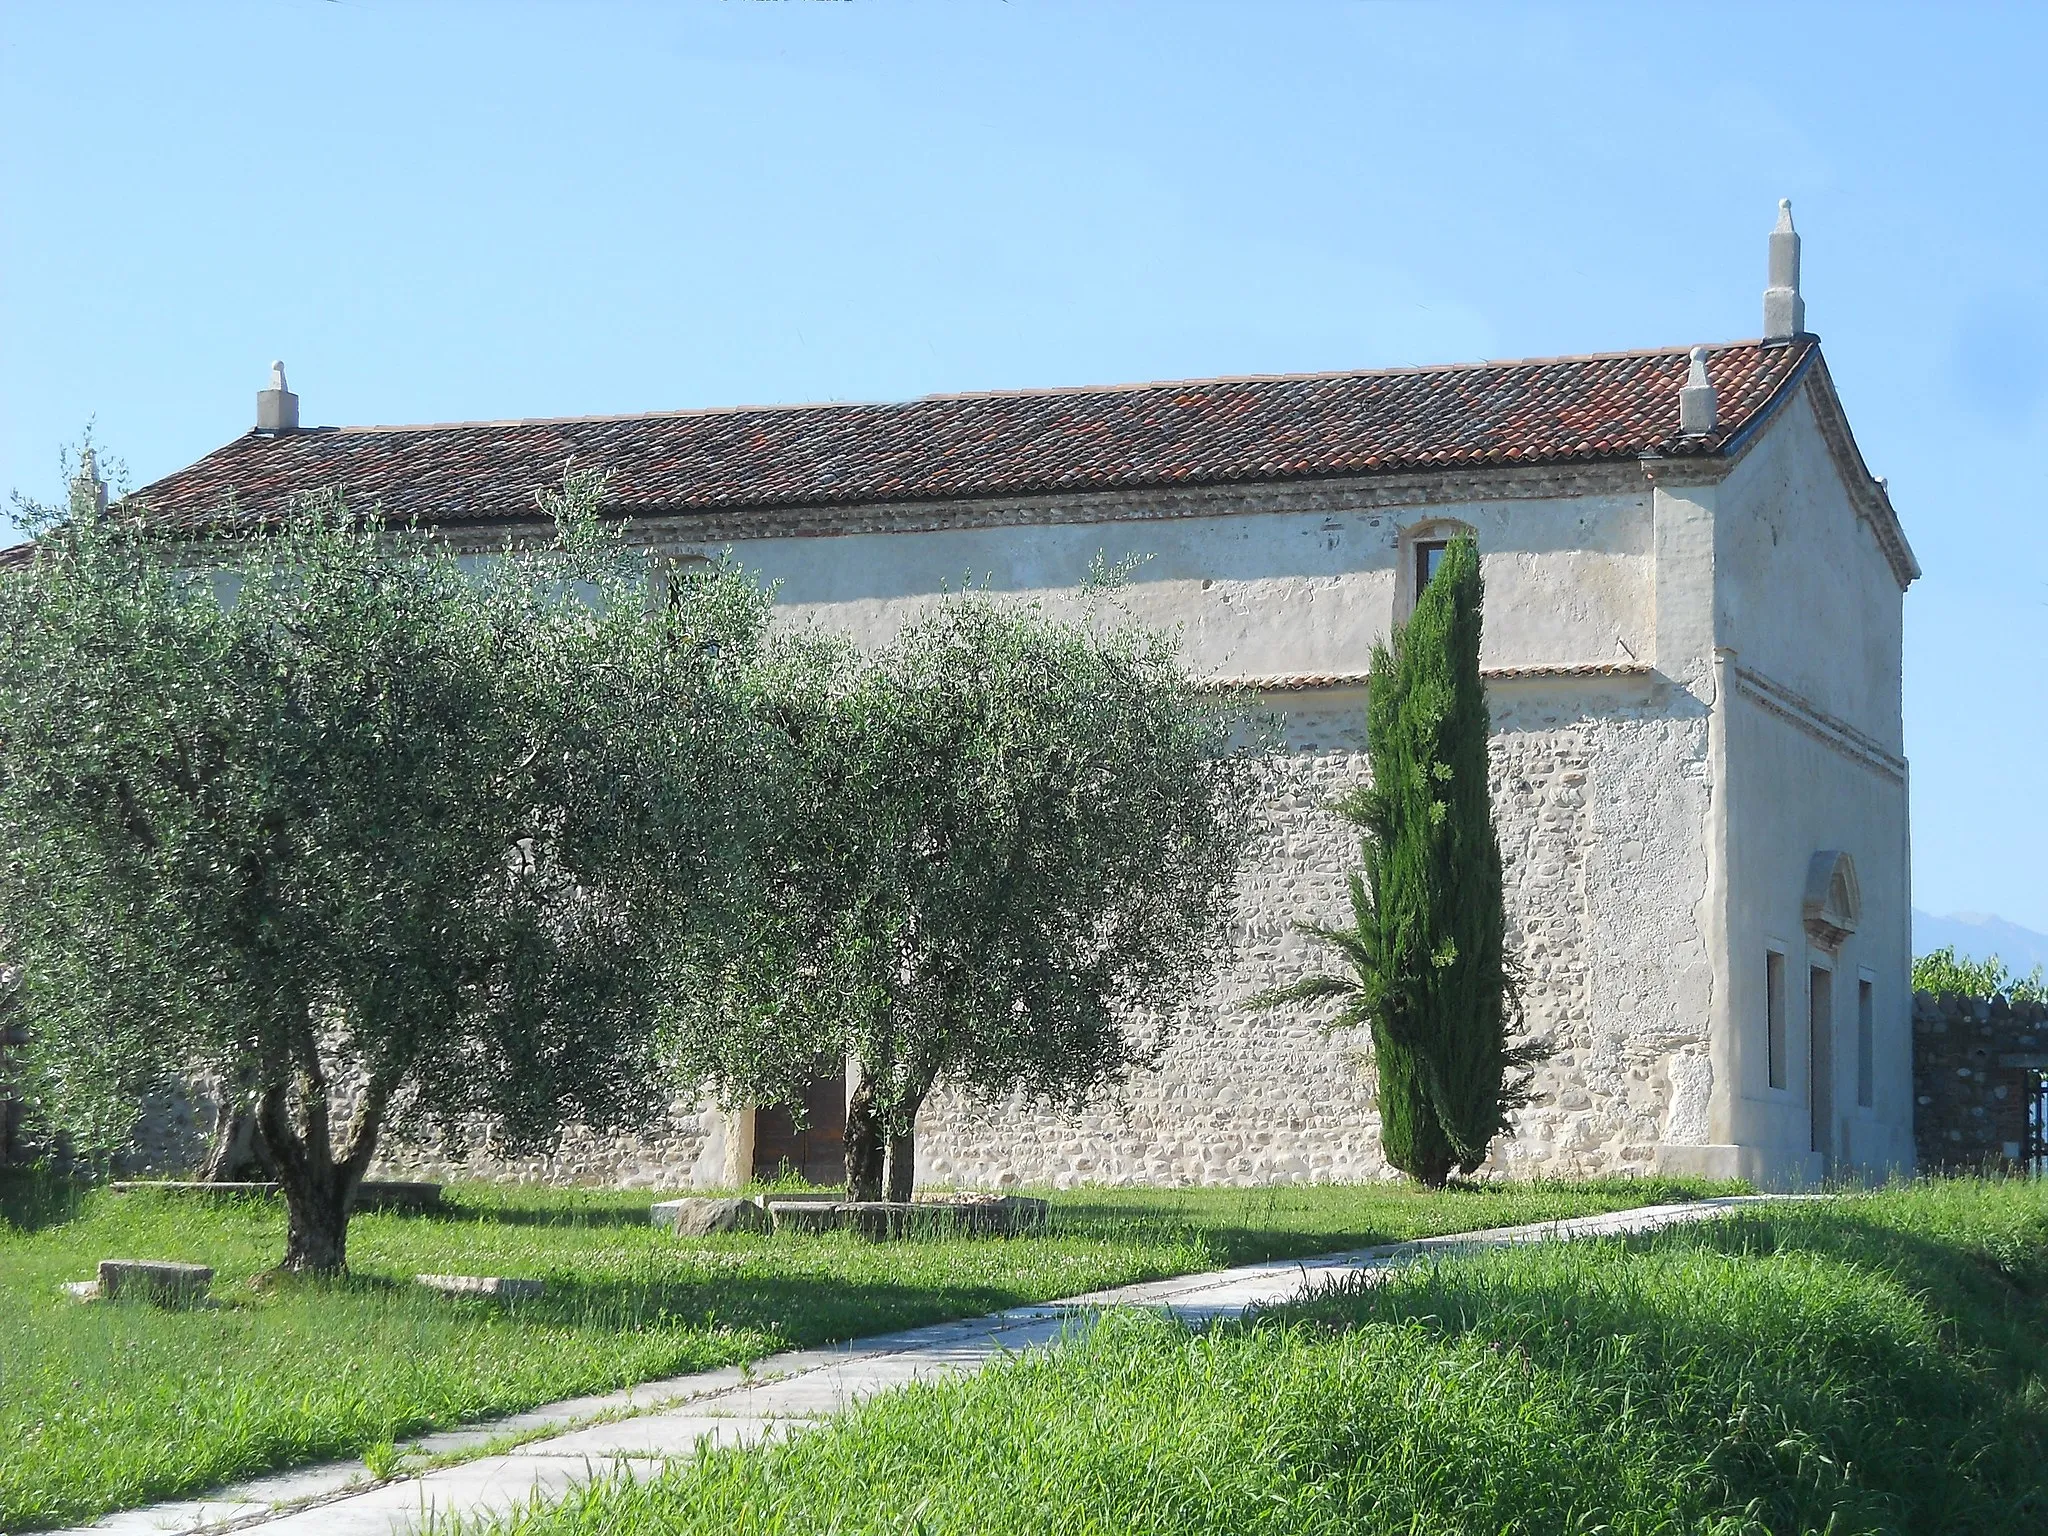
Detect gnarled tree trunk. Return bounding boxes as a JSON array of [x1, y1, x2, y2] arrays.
[[253, 1034, 396, 1275], [885, 1128, 916, 1203], [883, 1072, 934, 1203], [844, 1074, 886, 1200]]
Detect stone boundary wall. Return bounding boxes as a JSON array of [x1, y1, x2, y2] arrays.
[[1913, 991, 2047, 1172]]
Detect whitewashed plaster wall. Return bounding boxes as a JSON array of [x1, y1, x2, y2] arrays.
[[1714, 701, 1912, 1185], [660, 479, 1655, 677], [350, 469, 1720, 1190], [1714, 383, 1907, 749], [1708, 383, 1915, 1185], [912, 671, 1714, 1188]]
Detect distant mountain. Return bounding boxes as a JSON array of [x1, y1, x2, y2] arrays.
[[1913, 908, 2048, 973]]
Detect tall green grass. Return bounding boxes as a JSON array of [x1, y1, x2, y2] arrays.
[[0, 1171, 1720, 1530], [460, 1181, 2048, 1536]]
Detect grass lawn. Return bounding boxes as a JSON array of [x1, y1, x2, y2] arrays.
[[0, 1171, 1729, 1531], [457, 1180, 2048, 1536]]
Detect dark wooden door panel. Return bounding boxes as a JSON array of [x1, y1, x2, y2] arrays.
[[752, 1072, 847, 1186]]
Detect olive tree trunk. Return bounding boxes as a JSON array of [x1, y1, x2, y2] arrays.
[[885, 1129, 916, 1202], [844, 1076, 886, 1200], [253, 1040, 396, 1275], [883, 1074, 934, 1202]]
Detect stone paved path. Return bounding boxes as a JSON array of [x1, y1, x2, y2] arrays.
[[60, 1195, 1793, 1536]]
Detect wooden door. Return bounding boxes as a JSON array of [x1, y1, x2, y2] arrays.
[[752, 1073, 848, 1186], [1808, 965, 1834, 1169]]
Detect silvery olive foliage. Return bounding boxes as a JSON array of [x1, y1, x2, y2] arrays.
[[664, 587, 1260, 1199], [0, 470, 772, 1270]]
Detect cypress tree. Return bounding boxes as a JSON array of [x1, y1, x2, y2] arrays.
[[1258, 535, 1533, 1184]]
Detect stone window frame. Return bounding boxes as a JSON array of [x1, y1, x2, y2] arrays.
[[1394, 516, 1476, 624], [652, 551, 716, 612], [1764, 942, 1791, 1093]]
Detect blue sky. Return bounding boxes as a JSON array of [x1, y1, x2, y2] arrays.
[[5, 2, 2046, 929]]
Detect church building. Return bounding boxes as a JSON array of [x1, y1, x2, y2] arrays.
[[130, 203, 1918, 1189]]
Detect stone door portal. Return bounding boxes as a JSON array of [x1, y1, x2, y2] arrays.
[[751, 1074, 848, 1186], [1808, 965, 1834, 1169]]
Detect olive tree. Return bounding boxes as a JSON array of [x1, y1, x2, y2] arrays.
[[0, 473, 771, 1270], [668, 590, 1256, 1200]]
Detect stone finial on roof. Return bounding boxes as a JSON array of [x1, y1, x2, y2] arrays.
[[1678, 346, 1717, 435], [1763, 199, 1805, 342], [71, 446, 108, 516], [257, 359, 300, 433]]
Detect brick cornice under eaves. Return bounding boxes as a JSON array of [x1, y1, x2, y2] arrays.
[[1216, 663, 1657, 693], [432, 458, 1661, 555]]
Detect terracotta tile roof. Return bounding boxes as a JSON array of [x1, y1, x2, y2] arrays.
[[127, 338, 1820, 532]]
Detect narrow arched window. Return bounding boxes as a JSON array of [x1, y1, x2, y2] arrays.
[[1414, 538, 1450, 595], [1397, 519, 1473, 622]]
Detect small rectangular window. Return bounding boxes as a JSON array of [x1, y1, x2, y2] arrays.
[[1415, 540, 1449, 594], [1857, 977, 1875, 1109], [1766, 949, 1788, 1090]]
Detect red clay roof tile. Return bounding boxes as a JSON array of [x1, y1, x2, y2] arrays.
[[128, 338, 1818, 531]]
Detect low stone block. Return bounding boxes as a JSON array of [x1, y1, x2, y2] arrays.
[[415, 1273, 546, 1300], [650, 1196, 772, 1236], [765, 1199, 861, 1235], [97, 1259, 213, 1303]]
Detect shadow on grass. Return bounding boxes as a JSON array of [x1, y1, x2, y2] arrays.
[[428, 1202, 655, 1231], [0, 1165, 89, 1233], [1050, 1174, 1730, 1269], [474, 1269, 1053, 1349]]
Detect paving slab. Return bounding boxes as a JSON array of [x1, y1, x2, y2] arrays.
[[515, 1415, 797, 1460], [46, 1193, 1794, 1536]]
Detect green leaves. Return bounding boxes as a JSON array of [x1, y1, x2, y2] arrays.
[[3, 465, 1255, 1213], [662, 586, 1257, 1178], [0, 476, 772, 1253], [1911, 945, 2045, 1002]]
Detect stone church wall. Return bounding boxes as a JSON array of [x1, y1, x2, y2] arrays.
[[915, 680, 1714, 1189], [109, 681, 1714, 1192]]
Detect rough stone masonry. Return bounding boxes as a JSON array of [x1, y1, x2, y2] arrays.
[[1913, 991, 2048, 1172]]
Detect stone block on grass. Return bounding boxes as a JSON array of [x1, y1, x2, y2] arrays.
[[650, 1196, 772, 1236], [356, 1181, 444, 1213], [769, 1198, 924, 1237], [415, 1273, 546, 1300], [97, 1259, 214, 1303]]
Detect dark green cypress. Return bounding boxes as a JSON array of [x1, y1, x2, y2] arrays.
[[1257, 535, 1531, 1184], [1362, 536, 1519, 1180]]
